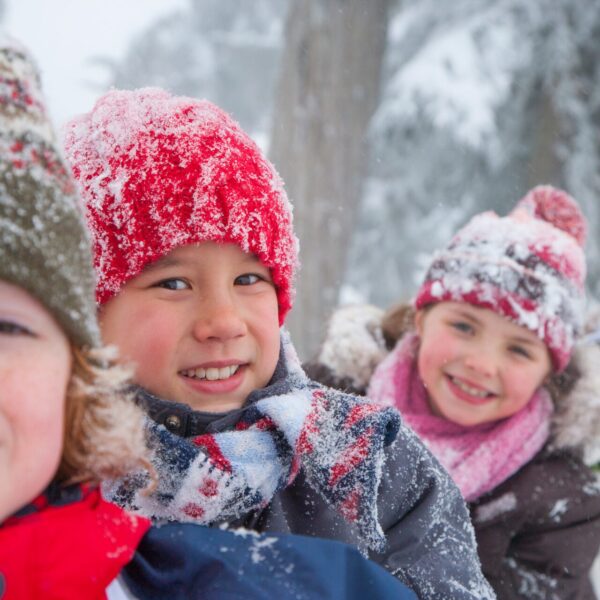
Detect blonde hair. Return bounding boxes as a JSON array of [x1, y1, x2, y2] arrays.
[[55, 344, 149, 485]]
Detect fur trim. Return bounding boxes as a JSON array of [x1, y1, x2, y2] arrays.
[[549, 342, 600, 465], [69, 345, 148, 481], [317, 305, 387, 390]]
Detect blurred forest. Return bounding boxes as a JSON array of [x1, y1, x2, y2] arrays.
[[52, 0, 600, 357]]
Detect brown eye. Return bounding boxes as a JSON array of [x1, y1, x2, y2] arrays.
[[235, 273, 262, 286], [451, 321, 473, 334], [154, 278, 190, 291], [0, 320, 33, 336]]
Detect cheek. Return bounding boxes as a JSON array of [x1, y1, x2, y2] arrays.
[[504, 367, 546, 405], [250, 294, 281, 376], [418, 332, 459, 380], [2, 358, 69, 509], [103, 301, 178, 372]]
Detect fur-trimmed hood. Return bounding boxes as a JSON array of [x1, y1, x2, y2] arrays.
[[308, 303, 600, 466], [549, 341, 600, 464]]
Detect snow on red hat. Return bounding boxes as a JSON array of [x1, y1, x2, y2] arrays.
[[414, 185, 587, 372], [64, 88, 298, 324]]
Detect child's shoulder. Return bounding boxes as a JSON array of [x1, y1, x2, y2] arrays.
[[473, 445, 600, 530]]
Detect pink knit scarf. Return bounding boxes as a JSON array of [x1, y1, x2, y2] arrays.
[[368, 333, 553, 501]]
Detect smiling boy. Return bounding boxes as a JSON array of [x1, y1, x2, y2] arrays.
[[64, 88, 494, 599], [99, 242, 281, 413]]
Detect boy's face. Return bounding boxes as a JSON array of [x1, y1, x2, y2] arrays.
[[415, 302, 551, 427], [0, 280, 71, 522], [100, 242, 281, 412]]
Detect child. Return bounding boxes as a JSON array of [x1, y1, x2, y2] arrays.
[[307, 186, 600, 599], [64, 88, 494, 598], [0, 36, 151, 597], [0, 37, 422, 600]]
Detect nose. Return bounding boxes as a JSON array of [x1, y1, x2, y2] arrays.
[[463, 345, 497, 378], [192, 293, 247, 342]]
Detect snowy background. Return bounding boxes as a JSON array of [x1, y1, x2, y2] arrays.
[[3, 0, 600, 361], [3, 0, 600, 591]]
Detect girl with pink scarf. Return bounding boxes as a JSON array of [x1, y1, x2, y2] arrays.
[[307, 186, 600, 599]]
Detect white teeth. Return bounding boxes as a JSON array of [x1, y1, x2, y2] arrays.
[[450, 376, 490, 398], [206, 368, 219, 381], [182, 365, 240, 381]]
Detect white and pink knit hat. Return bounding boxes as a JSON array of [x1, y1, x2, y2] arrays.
[[415, 185, 587, 372]]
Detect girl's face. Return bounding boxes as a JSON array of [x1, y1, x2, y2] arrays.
[[415, 302, 551, 427], [0, 280, 71, 522]]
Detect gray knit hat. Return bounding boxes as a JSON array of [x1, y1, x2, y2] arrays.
[[0, 37, 99, 348]]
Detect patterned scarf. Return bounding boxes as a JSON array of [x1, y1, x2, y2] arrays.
[[106, 334, 400, 552], [368, 334, 553, 501]]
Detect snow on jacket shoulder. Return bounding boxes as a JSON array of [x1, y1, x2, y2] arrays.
[[471, 449, 600, 599], [248, 413, 494, 599], [119, 523, 418, 600]]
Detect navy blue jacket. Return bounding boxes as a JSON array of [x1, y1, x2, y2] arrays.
[[122, 523, 418, 599]]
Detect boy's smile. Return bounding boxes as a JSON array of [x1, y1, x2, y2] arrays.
[[99, 242, 281, 413], [415, 302, 551, 427]]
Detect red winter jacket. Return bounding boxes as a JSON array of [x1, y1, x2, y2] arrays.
[[0, 485, 149, 599]]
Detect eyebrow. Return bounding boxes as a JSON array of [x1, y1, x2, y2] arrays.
[[449, 309, 481, 325], [142, 252, 262, 273], [142, 256, 186, 273]]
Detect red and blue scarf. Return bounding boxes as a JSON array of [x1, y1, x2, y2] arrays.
[[106, 334, 400, 552]]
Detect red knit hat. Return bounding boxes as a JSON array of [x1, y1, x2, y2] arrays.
[[64, 88, 298, 324], [414, 185, 587, 372]]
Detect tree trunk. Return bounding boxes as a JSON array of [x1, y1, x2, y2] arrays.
[[270, 0, 390, 359]]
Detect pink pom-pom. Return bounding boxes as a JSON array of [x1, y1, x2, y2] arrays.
[[515, 185, 587, 246]]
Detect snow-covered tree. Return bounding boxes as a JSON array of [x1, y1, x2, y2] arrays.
[[346, 0, 600, 308], [99, 0, 288, 138]]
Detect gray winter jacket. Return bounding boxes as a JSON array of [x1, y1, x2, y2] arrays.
[[134, 341, 495, 600]]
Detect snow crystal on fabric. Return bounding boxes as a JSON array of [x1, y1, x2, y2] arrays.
[[548, 498, 569, 522], [474, 492, 517, 523]]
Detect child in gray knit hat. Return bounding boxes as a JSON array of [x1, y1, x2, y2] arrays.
[[0, 35, 172, 600], [0, 32, 148, 546]]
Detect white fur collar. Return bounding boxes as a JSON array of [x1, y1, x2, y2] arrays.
[[550, 343, 600, 465]]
